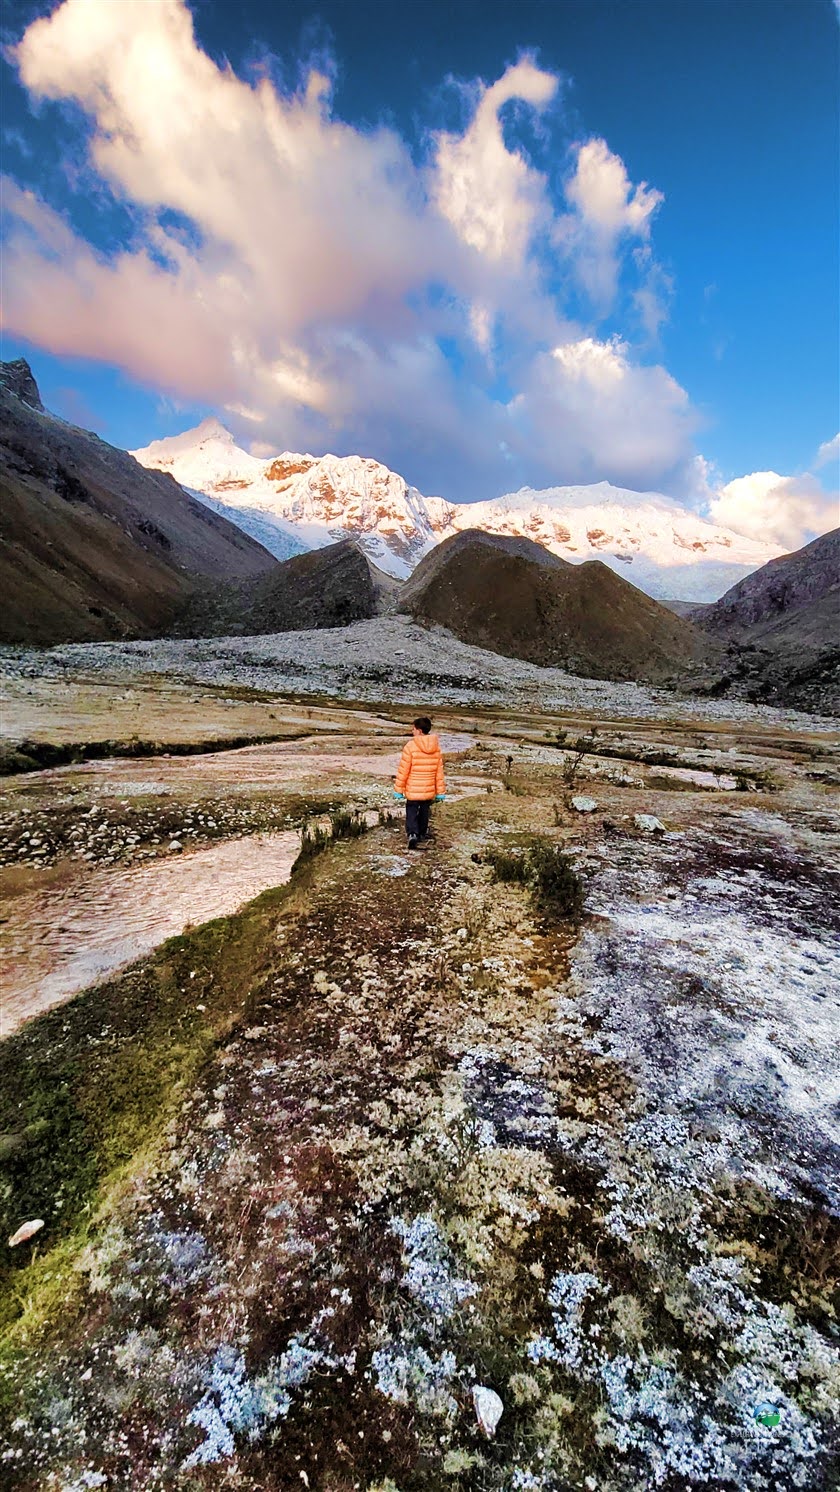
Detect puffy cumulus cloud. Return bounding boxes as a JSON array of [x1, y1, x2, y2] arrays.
[[709, 471, 839, 550], [507, 335, 697, 491], [2, 183, 236, 401], [9, 0, 446, 344], [566, 138, 662, 236], [432, 59, 558, 265], [560, 138, 664, 312], [3, 0, 691, 499]]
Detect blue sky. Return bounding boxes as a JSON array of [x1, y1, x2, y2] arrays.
[[2, 0, 838, 546]]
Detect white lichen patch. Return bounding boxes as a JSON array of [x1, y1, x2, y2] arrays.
[[576, 819, 840, 1207], [371, 1343, 459, 1418], [390, 1214, 478, 1320]]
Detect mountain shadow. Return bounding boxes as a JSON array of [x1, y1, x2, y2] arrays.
[[169, 539, 396, 637]]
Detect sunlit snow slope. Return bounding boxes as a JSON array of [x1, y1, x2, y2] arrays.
[[133, 419, 782, 601]]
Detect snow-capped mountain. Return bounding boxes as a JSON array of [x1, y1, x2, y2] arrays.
[[132, 419, 783, 601], [134, 418, 438, 574]]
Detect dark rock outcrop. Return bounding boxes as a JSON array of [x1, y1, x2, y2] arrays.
[[0, 361, 277, 645], [171, 539, 391, 637], [0, 358, 44, 411], [399, 529, 717, 684], [695, 528, 839, 638]]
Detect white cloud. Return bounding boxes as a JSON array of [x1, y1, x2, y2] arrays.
[[508, 336, 696, 491], [566, 138, 662, 236], [432, 59, 558, 265], [709, 471, 838, 550], [632, 246, 674, 342], [2, 0, 694, 500], [815, 433, 840, 470], [559, 137, 663, 310]]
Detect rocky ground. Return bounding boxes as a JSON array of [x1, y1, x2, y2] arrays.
[[0, 644, 838, 1491], [3, 615, 839, 728]]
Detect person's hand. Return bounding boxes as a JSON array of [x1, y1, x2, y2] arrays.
[[435, 793, 446, 801], [393, 791, 405, 801]]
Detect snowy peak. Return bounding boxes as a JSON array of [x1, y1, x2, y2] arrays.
[[132, 427, 442, 574], [132, 425, 785, 599], [138, 416, 236, 462], [134, 420, 268, 493]]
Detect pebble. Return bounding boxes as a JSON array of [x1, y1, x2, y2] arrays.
[[8, 1219, 45, 1248], [634, 813, 666, 833], [472, 1384, 504, 1437], [571, 795, 598, 813], [168, 839, 183, 853]]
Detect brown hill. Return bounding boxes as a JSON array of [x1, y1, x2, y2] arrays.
[[693, 527, 839, 640], [171, 539, 396, 637], [399, 529, 716, 683], [0, 361, 277, 646], [689, 528, 840, 714]]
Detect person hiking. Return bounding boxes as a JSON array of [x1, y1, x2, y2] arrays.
[[393, 717, 446, 849]]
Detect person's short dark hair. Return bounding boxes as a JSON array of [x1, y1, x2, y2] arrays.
[[413, 716, 432, 734]]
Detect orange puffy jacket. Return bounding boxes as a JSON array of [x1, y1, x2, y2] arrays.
[[395, 733, 446, 800]]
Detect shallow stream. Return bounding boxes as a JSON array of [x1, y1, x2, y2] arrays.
[[0, 731, 478, 1037], [0, 830, 300, 1037]]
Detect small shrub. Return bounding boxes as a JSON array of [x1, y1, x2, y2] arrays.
[[291, 821, 330, 872], [732, 766, 777, 793], [528, 841, 585, 923], [561, 729, 599, 789], [291, 807, 367, 874], [485, 848, 529, 884], [329, 807, 367, 840], [486, 838, 585, 925], [748, 766, 779, 793]]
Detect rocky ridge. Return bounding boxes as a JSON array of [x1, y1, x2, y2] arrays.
[[691, 528, 840, 714], [171, 539, 397, 637], [695, 527, 840, 637], [6, 614, 838, 731], [399, 529, 717, 686]]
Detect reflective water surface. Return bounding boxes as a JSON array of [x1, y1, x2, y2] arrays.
[[0, 831, 300, 1037], [0, 731, 479, 1037]]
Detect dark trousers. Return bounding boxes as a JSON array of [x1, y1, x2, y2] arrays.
[[405, 799, 432, 840]]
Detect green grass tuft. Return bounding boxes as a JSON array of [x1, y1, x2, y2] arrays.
[[486, 837, 585, 924]]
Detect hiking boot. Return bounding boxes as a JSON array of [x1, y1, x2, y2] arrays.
[[407, 836, 419, 850]]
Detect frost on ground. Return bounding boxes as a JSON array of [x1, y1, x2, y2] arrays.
[[1, 721, 838, 1491], [575, 810, 840, 1210]]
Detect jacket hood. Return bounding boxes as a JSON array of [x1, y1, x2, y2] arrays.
[[414, 732, 440, 754]]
